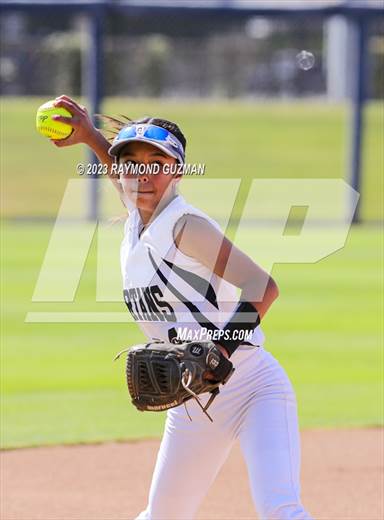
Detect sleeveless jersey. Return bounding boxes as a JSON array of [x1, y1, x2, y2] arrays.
[[120, 195, 265, 348]]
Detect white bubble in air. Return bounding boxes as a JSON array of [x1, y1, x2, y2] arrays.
[[296, 50, 315, 71]]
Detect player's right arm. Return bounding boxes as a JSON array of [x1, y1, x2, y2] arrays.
[[50, 95, 123, 198]]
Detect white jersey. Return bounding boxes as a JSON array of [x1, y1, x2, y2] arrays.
[[120, 195, 264, 348], [121, 197, 311, 520]]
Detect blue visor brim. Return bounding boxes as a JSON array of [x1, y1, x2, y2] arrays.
[[109, 137, 185, 164]]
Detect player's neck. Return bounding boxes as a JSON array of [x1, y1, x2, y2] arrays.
[[139, 192, 179, 226]]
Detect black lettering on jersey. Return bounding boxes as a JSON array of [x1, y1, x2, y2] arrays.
[[136, 287, 150, 320], [143, 287, 165, 322], [129, 288, 144, 320], [151, 286, 176, 322], [133, 288, 147, 320], [123, 289, 139, 320], [123, 285, 175, 322]]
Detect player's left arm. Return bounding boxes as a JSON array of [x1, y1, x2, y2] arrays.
[[174, 215, 279, 319]]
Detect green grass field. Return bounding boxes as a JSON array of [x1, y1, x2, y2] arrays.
[[1, 98, 383, 219], [1, 98, 383, 449]]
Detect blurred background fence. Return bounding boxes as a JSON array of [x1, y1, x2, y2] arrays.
[[1, 5, 383, 99]]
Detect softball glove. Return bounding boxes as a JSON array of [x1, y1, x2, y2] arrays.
[[114, 340, 234, 422]]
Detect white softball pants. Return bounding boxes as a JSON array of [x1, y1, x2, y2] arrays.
[[135, 347, 312, 520]]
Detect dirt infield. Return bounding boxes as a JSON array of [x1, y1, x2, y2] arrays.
[[2, 428, 383, 520]]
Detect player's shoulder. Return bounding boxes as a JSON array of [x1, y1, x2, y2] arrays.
[[173, 212, 223, 246], [175, 212, 207, 228]]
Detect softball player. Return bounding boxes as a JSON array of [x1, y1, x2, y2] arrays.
[[53, 95, 312, 520]]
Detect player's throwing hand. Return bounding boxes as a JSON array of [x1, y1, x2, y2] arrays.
[[48, 95, 95, 147]]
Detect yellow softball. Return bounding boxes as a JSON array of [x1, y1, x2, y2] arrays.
[[36, 100, 73, 140]]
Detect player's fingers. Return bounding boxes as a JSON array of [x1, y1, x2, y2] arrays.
[[53, 97, 75, 108], [51, 115, 72, 123], [56, 96, 87, 112], [54, 95, 72, 103], [53, 98, 85, 115], [52, 114, 83, 129], [51, 134, 75, 147], [55, 94, 75, 101], [54, 95, 84, 107], [51, 139, 67, 147]]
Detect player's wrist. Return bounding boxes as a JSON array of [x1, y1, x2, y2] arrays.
[[84, 128, 107, 148], [218, 301, 260, 358]]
